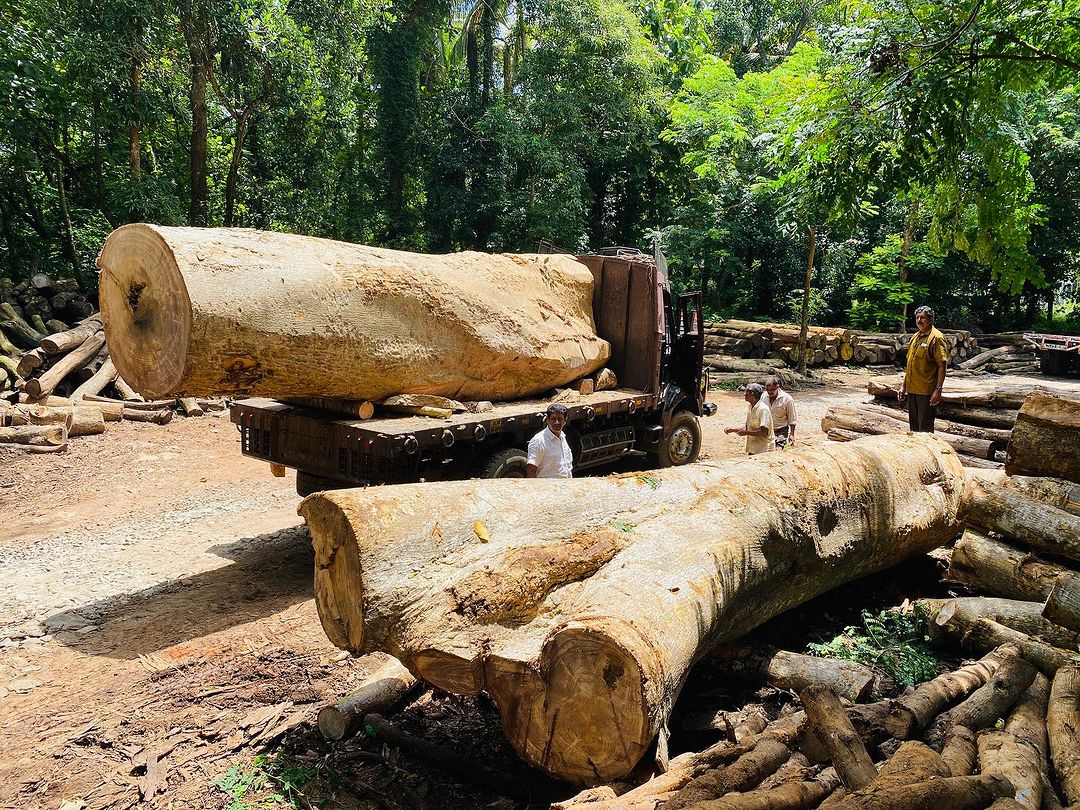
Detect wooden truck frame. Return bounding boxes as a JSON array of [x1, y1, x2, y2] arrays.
[[230, 250, 716, 494]]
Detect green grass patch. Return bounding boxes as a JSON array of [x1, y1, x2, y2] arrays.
[[215, 752, 330, 810], [808, 605, 943, 688]]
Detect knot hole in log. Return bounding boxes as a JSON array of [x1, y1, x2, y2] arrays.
[[817, 504, 840, 537], [128, 282, 146, 312]]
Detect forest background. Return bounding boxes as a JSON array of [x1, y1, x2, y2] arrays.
[[1, 0, 1078, 333]]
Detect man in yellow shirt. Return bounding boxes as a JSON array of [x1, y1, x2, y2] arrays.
[[899, 306, 949, 432]]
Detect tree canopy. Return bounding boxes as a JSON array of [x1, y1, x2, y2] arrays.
[[1, 0, 1078, 332]]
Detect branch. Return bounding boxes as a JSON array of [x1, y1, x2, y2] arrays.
[[995, 31, 1080, 72]]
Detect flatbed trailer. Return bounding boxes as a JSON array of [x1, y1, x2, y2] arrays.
[[1023, 332, 1080, 376], [230, 250, 716, 494]]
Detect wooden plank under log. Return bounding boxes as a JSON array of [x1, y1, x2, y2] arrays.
[[300, 433, 965, 784], [97, 224, 609, 401], [1006, 392, 1080, 484]]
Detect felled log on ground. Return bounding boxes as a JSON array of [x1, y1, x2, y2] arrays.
[[687, 767, 840, 810], [5, 405, 106, 437], [934, 614, 1080, 677], [71, 357, 118, 400], [822, 404, 995, 458], [97, 224, 609, 401], [1006, 392, 1080, 484], [1048, 665, 1080, 805], [1043, 576, 1080, 634], [855, 401, 1012, 444], [317, 656, 419, 741], [824, 741, 950, 809], [798, 686, 875, 791], [946, 531, 1073, 602], [966, 477, 1080, 563], [976, 673, 1049, 809], [710, 643, 875, 702], [22, 331, 106, 398], [40, 316, 102, 355], [883, 645, 1011, 740], [926, 598, 1080, 651], [973, 471, 1080, 517], [0, 424, 67, 446], [939, 726, 977, 776], [300, 433, 964, 784], [829, 774, 1012, 810]]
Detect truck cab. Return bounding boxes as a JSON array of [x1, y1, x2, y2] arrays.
[[230, 250, 715, 494]]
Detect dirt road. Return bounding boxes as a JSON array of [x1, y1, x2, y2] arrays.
[[0, 370, 874, 809]]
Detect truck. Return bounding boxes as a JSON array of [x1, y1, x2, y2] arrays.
[[229, 248, 717, 495], [1024, 332, 1080, 377]]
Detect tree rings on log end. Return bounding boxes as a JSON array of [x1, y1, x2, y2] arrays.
[[302, 494, 366, 654], [97, 224, 192, 400]]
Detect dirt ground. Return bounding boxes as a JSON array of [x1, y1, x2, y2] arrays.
[[0, 369, 881, 810]]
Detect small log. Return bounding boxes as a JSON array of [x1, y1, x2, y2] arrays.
[[1047, 665, 1080, 806], [930, 598, 1080, 652], [987, 474, 1080, 517], [113, 375, 144, 402], [577, 377, 596, 396], [382, 404, 454, 418], [923, 650, 1036, 749], [30, 314, 49, 334], [82, 394, 172, 410], [977, 673, 1049, 809], [688, 767, 840, 810], [596, 368, 618, 391], [40, 316, 102, 355], [7, 405, 72, 428], [282, 397, 375, 419], [68, 406, 106, 436], [0, 424, 67, 446], [0, 304, 45, 349], [6, 442, 68, 454], [967, 477, 1080, 563], [196, 398, 227, 412], [380, 393, 465, 412], [0, 354, 20, 377], [947, 531, 1070, 602], [798, 685, 876, 790], [16, 347, 46, 378], [71, 358, 119, 400], [800, 701, 894, 763], [864, 741, 951, 792], [939, 725, 977, 776], [45, 318, 69, 334], [1043, 575, 1080, 634], [317, 657, 419, 741], [829, 774, 1012, 810], [710, 644, 875, 702], [178, 397, 204, 417], [0, 326, 22, 358], [1006, 393, 1080, 484], [884, 645, 1011, 739], [122, 407, 173, 424], [22, 332, 106, 399], [940, 617, 1080, 677], [959, 345, 1020, 370]]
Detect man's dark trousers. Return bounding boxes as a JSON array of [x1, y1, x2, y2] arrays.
[[907, 393, 936, 432]]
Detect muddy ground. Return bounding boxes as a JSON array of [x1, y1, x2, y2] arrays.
[[1, 368, 923, 810]]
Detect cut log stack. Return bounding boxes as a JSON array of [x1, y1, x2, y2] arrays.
[[959, 343, 1041, 376], [0, 274, 95, 332], [0, 316, 226, 453]]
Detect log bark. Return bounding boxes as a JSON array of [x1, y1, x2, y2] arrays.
[[1006, 393, 1080, 484], [113, 375, 144, 402], [800, 701, 894, 764], [821, 405, 995, 458], [282, 397, 375, 419], [40, 316, 102, 354], [798, 685, 876, 790], [858, 402, 1012, 444], [709, 644, 875, 702], [939, 725, 977, 776], [97, 224, 609, 401], [178, 396, 203, 416], [865, 741, 951, 792], [16, 347, 46, 378], [1043, 575, 1080, 634], [829, 774, 1012, 810], [947, 531, 1070, 602], [22, 332, 106, 399], [883, 645, 1011, 739], [977, 673, 1049, 809], [959, 345, 1020, 370], [923, 650, 1036, 749], [929, 598, 1080, 651], [940, 618, 1080, 677], [317, 657, 419, 741], [1047, 665, 1080, 806], [0, 424, 67, 445], [122, 407, 173, 424], [300, 434, 964, 784], [967, 477, 1080, 563], [71, 357, 118, 400], [687, 768, 840, 810]]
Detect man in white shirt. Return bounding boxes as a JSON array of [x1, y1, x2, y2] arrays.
[[764, 376, 797, 450], [724, 383, 773, 455], [527, 404, 574, 478]]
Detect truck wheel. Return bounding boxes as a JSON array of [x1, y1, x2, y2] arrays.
[[480, 447, 529, 478], [658, 411, 701, 467], [296, 471, 351, 497]]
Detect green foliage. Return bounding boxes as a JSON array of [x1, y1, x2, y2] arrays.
[[214, 752, 323, 810], [808, 606, 943, 688], [784, 287, 829, 324], [848, 235, 937, 331]]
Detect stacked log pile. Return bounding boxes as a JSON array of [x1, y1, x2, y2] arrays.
[[959, 344, 1040, 376], [0, 274, 95, 331], [1, 316, 225, 453]]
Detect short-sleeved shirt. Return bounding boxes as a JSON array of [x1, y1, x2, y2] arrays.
[[527, 427, 573, 478], [768, 389, 797, 430], [745, 398, 774, 455], [904, 327, 949, 395]]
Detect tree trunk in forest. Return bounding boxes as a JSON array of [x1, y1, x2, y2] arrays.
[[300, 433, 964, 784], [97, 225, 609, 401], [188, 59, 209, 226], [55, 159, 78, 275], [796, 225, 815, 377], [1006, 393, 1080, 484], [1048, 665, 1080, 805], [129, 40, 141, 182]]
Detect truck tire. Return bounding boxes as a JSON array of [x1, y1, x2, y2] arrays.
[[658, 410, 701, 467], [480, 447, 529, 478], [296, 471, 352, 497]]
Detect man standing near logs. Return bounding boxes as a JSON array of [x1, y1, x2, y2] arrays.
[[899, 305, 949, 433], [765, 376, 797, 450], [725, 383, 774, 455], [526, 403, 574, 478]]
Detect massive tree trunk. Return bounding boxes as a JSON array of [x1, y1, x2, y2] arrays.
[[1006, 393, 1080, 484], [300, 434, 965, 784], [97, 224, 609, 401]]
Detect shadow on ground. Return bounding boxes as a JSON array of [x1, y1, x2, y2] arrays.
[[49, 523, 314, 659]]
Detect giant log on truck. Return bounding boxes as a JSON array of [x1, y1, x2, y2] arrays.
[[97, 228, 714, 490]]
